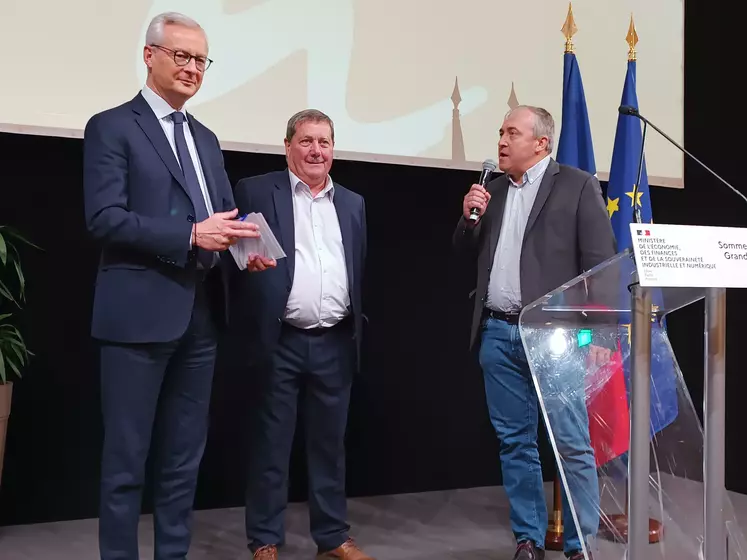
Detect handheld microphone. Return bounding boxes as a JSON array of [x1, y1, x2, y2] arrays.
[[618, 105, 747, 208], [469, 158, 498, 221]]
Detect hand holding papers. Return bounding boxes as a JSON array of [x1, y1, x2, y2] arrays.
[[229, 213, 286, 271]]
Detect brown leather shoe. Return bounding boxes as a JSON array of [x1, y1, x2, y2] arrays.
[[253, 544, 278, 559], [317, 538, 375, 559]]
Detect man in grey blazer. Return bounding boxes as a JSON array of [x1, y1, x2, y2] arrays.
[[453, 105, 616, 560]]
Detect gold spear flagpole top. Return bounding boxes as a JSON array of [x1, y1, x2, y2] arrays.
[[561, 2, 578, 54], [626, 13, 639, 61]]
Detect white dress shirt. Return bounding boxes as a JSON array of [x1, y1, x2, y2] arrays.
[[284, 170, 350, 329], [140, 85, 214, 247]]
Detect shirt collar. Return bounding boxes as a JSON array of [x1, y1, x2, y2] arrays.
[[509, 154, 551, 188], [288, 169, 335, 199], [141, 84, 187, 122]]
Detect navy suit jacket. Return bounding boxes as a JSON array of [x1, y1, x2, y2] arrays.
[[231, 170, 367, 370], [83, 92, 236, 343]]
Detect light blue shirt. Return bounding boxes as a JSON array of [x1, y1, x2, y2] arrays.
[[486, 155, 551, 312]]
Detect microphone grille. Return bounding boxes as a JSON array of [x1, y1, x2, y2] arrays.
[[482, 158, 497, 172]]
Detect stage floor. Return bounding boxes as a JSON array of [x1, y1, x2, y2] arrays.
[[1, 484, 747, 559]]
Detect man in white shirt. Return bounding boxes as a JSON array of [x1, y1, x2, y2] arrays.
[[232, 109, 371, 560]]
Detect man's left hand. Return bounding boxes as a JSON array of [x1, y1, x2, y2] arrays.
[[246, 254, 277, 272]]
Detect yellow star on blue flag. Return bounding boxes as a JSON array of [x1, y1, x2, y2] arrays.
[[607, 196, 620, 218], [625, 188, 644, 207]]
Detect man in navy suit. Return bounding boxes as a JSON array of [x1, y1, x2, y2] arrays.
[[232, 110, 371, 560], [83, 12, 259, 560]]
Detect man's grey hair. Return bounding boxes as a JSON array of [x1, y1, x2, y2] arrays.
[[506, 105, 555, 153], [145, 12, 207, 47], [285, 109, 335, 143]]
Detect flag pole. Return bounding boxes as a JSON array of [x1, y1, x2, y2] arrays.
[[545, 6, 577, 549], [597, 14, 662, 546], [546, 471, 564, 550]]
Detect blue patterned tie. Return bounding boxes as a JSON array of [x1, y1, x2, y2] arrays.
[[171, 111, 212, 268]]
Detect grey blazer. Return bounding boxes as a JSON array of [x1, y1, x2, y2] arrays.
[[453, 158, 617, 349]]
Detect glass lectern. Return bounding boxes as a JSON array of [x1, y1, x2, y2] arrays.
[[518, 249, 746, 559]]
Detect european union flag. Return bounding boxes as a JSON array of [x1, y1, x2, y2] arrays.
[[607, 60, 679, 436], [557, 51, 596, 175], [556, 50, 632, 466]]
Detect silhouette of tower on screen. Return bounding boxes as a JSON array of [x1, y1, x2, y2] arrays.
[[507, 81, 519, 109], [451, 77, 466, 162]]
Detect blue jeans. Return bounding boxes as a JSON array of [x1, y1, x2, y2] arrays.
[[479, 317, 600, 554]]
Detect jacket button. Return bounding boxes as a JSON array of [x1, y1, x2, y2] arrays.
[[187, 214, 195, 223]]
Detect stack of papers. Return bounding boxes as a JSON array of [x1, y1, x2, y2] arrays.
[[229, 212, 287, 270]]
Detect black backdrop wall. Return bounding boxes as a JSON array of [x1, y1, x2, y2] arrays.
[[0, 2, 743, 526]]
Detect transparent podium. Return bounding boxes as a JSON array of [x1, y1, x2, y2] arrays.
[[517, 248, 745, 559]]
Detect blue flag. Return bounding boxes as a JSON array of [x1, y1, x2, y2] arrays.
[[556, 52, 596, 174], [607, 60, 679, 435], [556, 51, 634, 466]]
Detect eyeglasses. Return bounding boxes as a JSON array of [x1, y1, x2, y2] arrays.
[[150, 44, 213, 72]]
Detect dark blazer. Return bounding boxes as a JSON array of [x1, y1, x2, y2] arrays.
[[83, 92, 236, 343], [231, 170, 367, 368], [453, 158, 617, 349]]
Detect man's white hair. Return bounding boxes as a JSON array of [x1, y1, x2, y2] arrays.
[[145, 12, 207, 46]]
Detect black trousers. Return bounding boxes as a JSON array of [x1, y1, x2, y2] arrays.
[[245, 319, 355, 553]]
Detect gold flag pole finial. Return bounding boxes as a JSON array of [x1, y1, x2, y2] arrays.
[[626, 13, 639, 61], [561, 2, 578, 53]]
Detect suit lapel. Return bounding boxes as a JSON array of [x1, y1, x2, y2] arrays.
[[131, 94, 189, 198], [333, 187, 355, 294], [522, 159, 559, 244], [488, 178, 510, 261], [189, 117, 221, 211], [273, 172, 295, 283]]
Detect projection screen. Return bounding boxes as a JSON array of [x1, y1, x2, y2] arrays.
[[0, 0, 683, 186]]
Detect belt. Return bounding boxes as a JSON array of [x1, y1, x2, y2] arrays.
[[282, 315, 352, 336], [483, 308, 521, 324]]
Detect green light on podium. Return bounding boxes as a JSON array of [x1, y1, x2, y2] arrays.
[[577, 329, 593, 347]]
